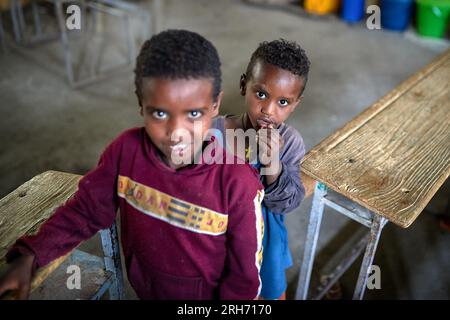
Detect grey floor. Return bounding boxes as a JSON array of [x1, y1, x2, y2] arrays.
[[0, 0, 449, 299]]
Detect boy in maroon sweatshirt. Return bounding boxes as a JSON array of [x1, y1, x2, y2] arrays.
[[0, 30, 264, 300]]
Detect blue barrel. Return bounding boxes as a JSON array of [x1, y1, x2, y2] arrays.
[[381, 0, 414, 31], [341, 0, 365, 23]]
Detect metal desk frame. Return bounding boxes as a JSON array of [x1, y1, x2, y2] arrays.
[[98, 222, 124, 300], [296, 182, 388, 300]]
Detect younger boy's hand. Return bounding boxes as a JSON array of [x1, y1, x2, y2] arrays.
[[0, 254, 35, 300], [257, 127, 284, 167], [257, 127, 284, 181]]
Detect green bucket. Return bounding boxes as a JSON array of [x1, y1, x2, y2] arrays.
[[416, 0, 450, 38]]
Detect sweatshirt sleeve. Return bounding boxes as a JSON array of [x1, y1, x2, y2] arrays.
[[219, 166, 264, 300], [6, 136, 123, 269], [262, 127, 306, 214]]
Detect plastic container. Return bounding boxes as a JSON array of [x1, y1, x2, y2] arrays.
[[304, 0, 340, 15], [416, 0, 450, 38], [341, 0, 365, 22], [380, 0, 414, 31]]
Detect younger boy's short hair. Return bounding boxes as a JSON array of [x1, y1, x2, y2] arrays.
[[245, 39, 311, 95], [134, 29, 222, 106]]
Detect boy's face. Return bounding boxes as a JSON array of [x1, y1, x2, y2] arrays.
[[241, 60, 304, 129], [140, 77, 221, 169]]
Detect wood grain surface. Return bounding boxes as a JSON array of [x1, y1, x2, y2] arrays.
[[0, 171, 81, 299]]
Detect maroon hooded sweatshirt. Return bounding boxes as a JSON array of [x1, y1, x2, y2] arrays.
[[7, 127, 265, 299]]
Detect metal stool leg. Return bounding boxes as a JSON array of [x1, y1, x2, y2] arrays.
[[100, 222, 124, 300], [54, 0, 75, 85], [353, 215, 387, 300], [295, 182, 328, 300], [142, 10, 151, 41], [122, 14, 134, 64], [0, 12, 6, 52], [16, 0, 26, 36], [31, 0, 42, 37], [10, 0, 22, 43]]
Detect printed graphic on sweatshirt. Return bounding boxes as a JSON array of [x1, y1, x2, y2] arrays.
[[117, 175, 228, 236]]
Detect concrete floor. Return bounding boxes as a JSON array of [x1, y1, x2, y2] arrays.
[[0, 0, 449, 299]]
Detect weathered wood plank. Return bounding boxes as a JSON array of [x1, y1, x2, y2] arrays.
[[0, 171, 81, 298], [301, 49, 450, 228]]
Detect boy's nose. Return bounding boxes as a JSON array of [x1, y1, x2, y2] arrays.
[[167, 118, 182, 137], [261, 101, 276, 116], [167, 118, 190, 142]]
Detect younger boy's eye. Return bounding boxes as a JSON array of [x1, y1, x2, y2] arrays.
[[188, 110, 202, 119], [152, 110, 167, 120], [279, 99, 289, 107], [256, 91, 266, 99]]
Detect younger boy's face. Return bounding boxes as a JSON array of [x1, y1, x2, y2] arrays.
[[241, 60, 304, 129], [140, 78, 221, 169]]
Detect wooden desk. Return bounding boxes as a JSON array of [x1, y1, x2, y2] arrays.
[[0, 171, 123, 300], [296, 48, 450, 300]]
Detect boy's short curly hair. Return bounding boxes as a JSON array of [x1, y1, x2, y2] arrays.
[[134, 29, 222, 106], [245, 39, 311, 95]]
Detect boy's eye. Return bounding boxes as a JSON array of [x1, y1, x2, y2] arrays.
[[188, 110, 202, 119], [279, 99, 289, 107], [256, 91, 266, 99], [152, 110, 167, 120]]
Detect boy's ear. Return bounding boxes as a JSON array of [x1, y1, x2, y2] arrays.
[[239, 74, 247, 96], [212, 91, 224, 117], [139, 106, 144, 116]]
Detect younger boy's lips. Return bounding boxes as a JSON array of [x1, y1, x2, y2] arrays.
[[256, 118, 274, 128]]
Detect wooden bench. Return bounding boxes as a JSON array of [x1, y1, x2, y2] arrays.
[[296, 48, 450, 300], [0, 171, 124, 300]]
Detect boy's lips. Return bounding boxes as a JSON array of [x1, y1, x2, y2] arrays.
[[167, 143, 190, 158], [256, 118, 275, 129], [169, 143, 188, 151], [168, 143, 190, 156]]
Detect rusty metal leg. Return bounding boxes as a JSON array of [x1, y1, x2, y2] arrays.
[[100, 222, 124, 300], [352, 215, 387, 300], [295, 182, 328, 300]]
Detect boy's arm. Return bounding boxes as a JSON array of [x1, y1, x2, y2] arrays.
[[219, 169, 264, 300], [263, 129, 306, 214], [6, 137, 122, 270]]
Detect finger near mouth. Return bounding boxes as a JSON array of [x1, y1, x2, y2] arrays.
[[257, 119, 273, 128]]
